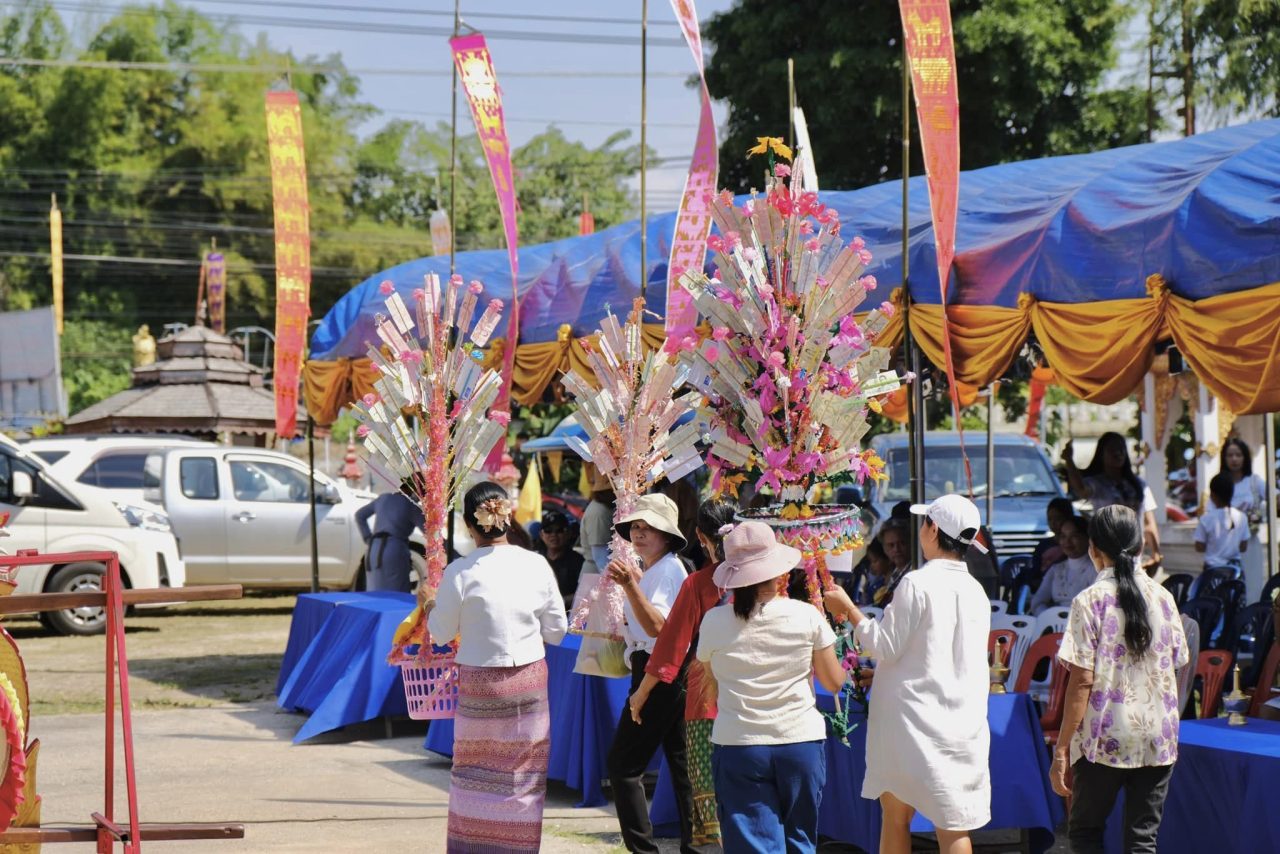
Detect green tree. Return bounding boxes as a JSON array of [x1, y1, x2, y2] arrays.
[[703, 0, 1149, 193]]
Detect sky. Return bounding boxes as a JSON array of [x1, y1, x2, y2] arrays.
[[137, 0, 740, 213]]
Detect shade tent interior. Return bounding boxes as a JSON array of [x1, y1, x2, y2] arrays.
[[306, 119, 1280, 427]]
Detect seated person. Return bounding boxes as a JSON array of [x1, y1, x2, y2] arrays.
[[874, 520, 913, 606], [1195, 472, 1249, 575], [536, 509, 584, 604], [1028, 515, 1094, 615], [1031, 497, 1074, 581], [856, 538, 893, 605]]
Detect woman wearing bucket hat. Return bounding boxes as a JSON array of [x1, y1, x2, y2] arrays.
[[696, 520, 848, 853], [823, 494, 992, 854], [604, 492, 697, 853]]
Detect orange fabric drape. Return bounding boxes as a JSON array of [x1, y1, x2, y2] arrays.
[[302, 357, 380, 426], [868, 278, 1280, 415]]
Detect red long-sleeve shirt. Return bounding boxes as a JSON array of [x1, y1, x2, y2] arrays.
[[645, 564, 722, 720]]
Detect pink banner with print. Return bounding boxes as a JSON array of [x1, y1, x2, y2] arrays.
[[205, 251, 226, 334], [665, 0, 718, 333], [451, 33, 519, 461], [900, 0, 968, 484]]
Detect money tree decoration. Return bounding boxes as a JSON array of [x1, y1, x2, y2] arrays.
[[562, 299, 703, 638], [353, 274, 509, 661], [673, 139, 902, 607]]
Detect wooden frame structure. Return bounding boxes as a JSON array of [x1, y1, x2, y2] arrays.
[[0, 549, 245, 852]]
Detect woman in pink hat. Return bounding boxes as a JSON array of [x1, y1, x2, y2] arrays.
[[696, 521, 848, 853], [824, 494, 992, 854]]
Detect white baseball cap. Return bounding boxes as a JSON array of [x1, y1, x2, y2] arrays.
[[910, 494, 988, 553]]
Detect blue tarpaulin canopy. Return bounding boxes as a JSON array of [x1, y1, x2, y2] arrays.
[[311, 119, 1280, 357]]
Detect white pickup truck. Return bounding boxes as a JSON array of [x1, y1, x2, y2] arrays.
[[142, 446, 423, 590]]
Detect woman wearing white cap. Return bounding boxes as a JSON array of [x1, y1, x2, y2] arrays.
[[696, 521, 848, 853], [604, 493, 697, 853], [824, 494, 992, 854]]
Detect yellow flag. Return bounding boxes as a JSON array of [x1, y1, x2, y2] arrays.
[[578, 462, 592, 498], [515, 460, 542, 526], [546, 451, 563, 484]]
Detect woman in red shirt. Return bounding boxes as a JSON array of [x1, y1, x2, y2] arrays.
[[627, 498, 738, 850]]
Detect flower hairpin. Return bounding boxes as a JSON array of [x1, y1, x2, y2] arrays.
[[475, 497, 513, 532], [718, 523, 736, 536]]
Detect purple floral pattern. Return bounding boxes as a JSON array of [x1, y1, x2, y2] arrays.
[[1058, 569, 1190, 768]]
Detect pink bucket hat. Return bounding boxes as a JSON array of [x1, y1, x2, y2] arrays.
[[712, 521, 803, 589]]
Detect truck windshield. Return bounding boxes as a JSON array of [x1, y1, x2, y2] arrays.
[[881, 445, 1059, 502]]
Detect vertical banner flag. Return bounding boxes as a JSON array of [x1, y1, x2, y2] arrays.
[[666, 0, 717, 333], [264, 89, 311, 439], [451, 33, 520, 459], [579, 209, 595, 236], [899, 0, 969, 482], [205, 251, 227, 334], [429, 208, 452, 257], [49, 195, 63, 334]]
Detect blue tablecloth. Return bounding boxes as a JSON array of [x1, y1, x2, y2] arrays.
[[276, 591, 417, 743], [1105, 717, 1280, 853], [651, 690, 1064, 850]]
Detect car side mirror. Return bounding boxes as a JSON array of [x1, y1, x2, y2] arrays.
[[319, 483, 341, 505], [11, 471, 34, 502]]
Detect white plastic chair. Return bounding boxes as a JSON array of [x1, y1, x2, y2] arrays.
[[992, 614, 1036, 687], [990, 599, 1009, 615], [1034, 607, 1072, 637]]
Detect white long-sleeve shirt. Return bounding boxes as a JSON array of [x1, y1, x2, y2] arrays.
[[427, 545, 567, 667], [1030, 554, 1096, 615], [854, 558, 992, 831]]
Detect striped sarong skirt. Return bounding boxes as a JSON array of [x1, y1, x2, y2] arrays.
[[447, 658, 551, 853]]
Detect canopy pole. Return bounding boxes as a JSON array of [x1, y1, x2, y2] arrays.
[[638, 0, 649, 303], [901, 28, 925, 564], [445, 0, 461, 561], [787, 58, 796, 154], [1267, 412, 1277, 582], [986, 387, 996, 530], [308, 416, 320, 594]]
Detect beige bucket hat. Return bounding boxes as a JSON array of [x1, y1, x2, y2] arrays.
[[614, 493, 687, 552]]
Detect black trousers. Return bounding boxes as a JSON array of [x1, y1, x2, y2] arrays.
[[606, 650, 697, 854], [1068, 759, 1174, 854]]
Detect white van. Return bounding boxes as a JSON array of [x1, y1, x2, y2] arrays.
[[0, 435, 185, 635]]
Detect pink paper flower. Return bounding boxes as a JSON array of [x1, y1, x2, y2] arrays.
[[804, 238, 820, 253], [860, 275, 878, 291], [412, 288, 426, 302], [742, 247, 759, 264], [356, 424, 370, 438], [858, 248, 873, 265], [851, 237, 866, 250], [705, 344, 720, 362], [724, 231, 742, 250], [799, 220, 814, 235], [379, 280, 394, 295], [712, 326, 730, 341], [490, 410, 511, 427], [399, 349, 423, 364], [774, 163, 792, 178], [468, 281, 484, 295], [718, 190, 735, 206], [451, 274, 464, 285], [362, 393, 379, 406], [742, 201, 755, 218], [881, 300, 896, 317], [706, 234, 726, 253], [767, 351, 786, 369]]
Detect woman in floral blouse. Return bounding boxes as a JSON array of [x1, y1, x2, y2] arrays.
[[1051, 505, 1189, 854]]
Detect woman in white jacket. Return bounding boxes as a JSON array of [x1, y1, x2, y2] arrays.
[[824, 494, 992, 854]]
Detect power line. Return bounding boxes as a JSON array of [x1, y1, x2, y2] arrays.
[[0, 55, 688, 78], [41, 2, 691, 47], [182, 0, 685, 30]]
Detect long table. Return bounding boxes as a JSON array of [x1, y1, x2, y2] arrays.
[[1105, 717, 1280, 853], [276, 592, 1065, 848]]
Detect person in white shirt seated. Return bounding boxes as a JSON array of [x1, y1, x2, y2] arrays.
[[425, 481, 568, 853], [824, 494, 992, 854], [604, 493, 696, 854], [1195, 472, 1250, 576], [1030, 515, 1095, 616], [696, 521, 846, 853]]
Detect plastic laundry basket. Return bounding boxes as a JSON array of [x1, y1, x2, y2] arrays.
[[400, 651, 459, 720]]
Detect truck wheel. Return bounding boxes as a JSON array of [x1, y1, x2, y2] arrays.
[[43, 563, 108, 636]]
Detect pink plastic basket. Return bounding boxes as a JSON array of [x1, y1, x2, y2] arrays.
[[400, 652, 459, 720]]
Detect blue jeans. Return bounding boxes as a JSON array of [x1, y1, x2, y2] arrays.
[[712, 740, 826, 853]]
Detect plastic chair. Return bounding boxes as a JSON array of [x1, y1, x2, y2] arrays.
[[1162, 573, 1194, 608], [1190, 566, 1239, 600], [1034, 606, 1072, 637], [1177, 614, 1201, 718], [989, 629, 1017, 662], [993, 614, 1037, 685], [1247, 640, 1280, 718], [1259, 573, 1280, 605], [990, 599, 1009, 615], [999, 555, 1034, 604], [1207, 580, 1247, 647], [1013, 632, 1064, 695], [1181, 597, 1225, 650], [1193, 650, 1233, 719], [1010, 580, 1035, 615], [1039, 659, 1071, 747], [1225, 602, 1275, 686]]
